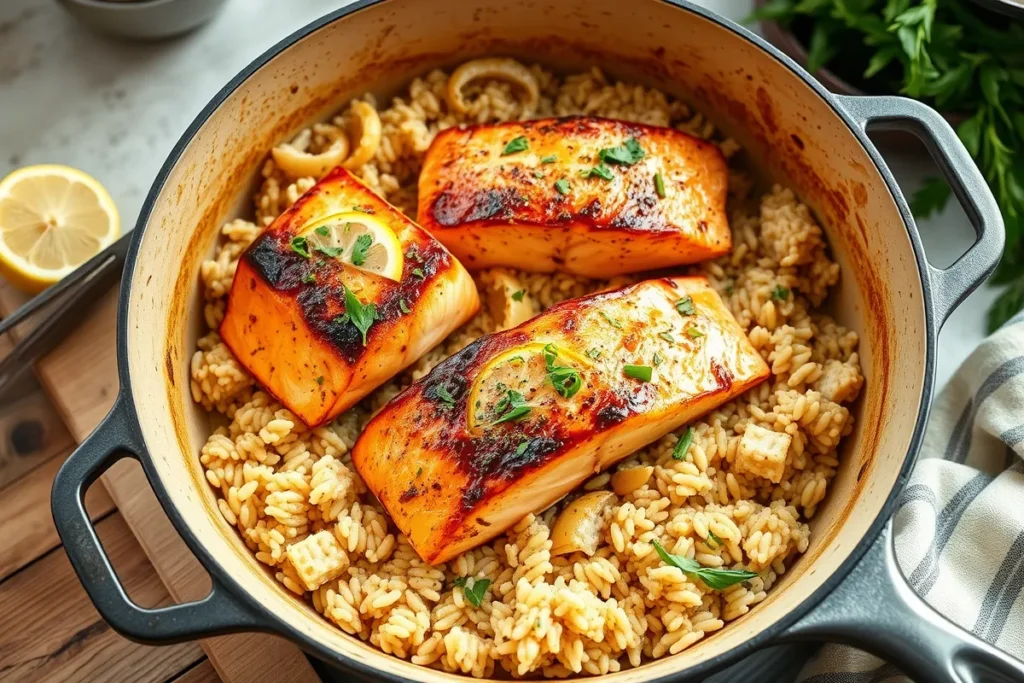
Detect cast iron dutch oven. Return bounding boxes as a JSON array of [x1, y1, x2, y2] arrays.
[[50, 1, 1024, 681]]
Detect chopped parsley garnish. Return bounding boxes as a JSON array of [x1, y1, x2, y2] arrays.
[[687, 326, 705, 339], [581, 162, 613, 181], [399, 299, 411, 314], [405, 245, 419, 260], [707, 531, 723, 549], [452, 577, 491, 606], [491, 389, 531, 425], [654, 171, 666, 198], [533, 171, 544, 179], [412, 268, 425, 279], [511, 289, 526, 302], [353, 204, 373, 213], [652, 540, 757, 590], [314, 225, 330, 237], [541, 155, 557, 164], [772, 285, 791, 301], [502, 136, 529, 155], [342, 284, 376, 346], [675, 297, 695, 316], [599, 311, 622, 329], [599, 137, 645, 165], [652, 351, 664, 366], [586, 348, 601, 359], [315, 375, 324, 385], [543, 343, 582, 399], [554, 178, 570, 195], [672, 427, 693, 460], [314, 244, 344, 258], [290, 235, 310, 258], [434, 384, 457, 407], [659, 331, 675, 343], [333, 313, 350, 325], [302, 272, 316, 284], [515, 441, 530, 456], [415, 466, 423, 478], [350, 233, 373, 266], [624, 364, 652, 382]]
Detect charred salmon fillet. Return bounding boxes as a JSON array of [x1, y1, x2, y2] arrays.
[[220, 168, 480, 426], [352, 276, 769, 563], [417, 116, 730, 278]]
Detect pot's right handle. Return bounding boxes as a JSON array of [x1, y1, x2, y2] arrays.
[[778, 520, 1024, 682], [834, 94, 1005, 326], [51, 397, 270, 643]]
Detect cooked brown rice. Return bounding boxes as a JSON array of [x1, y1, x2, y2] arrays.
[[191, 61, 863, 678]]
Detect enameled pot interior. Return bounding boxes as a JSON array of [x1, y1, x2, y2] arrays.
[[124, 0, 928, 680]]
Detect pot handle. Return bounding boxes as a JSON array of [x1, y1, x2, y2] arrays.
[[778, 519, 1024, 682], [51, 397, 269, 643], [834, 94, 1004, 326]]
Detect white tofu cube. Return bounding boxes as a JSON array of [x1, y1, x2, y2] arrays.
[[285, 530, 349, 591], [736, 424, 791, 483]]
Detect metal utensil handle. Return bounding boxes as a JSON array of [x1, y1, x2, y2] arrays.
[[780, 521, 1024, 683], [51, 398, 268, 643], [834, 94, 1005, 325]]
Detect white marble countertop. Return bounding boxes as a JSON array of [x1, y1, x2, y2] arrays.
[[0, 0, 1002, 390]]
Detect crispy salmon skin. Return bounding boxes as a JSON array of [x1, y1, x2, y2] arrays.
[[220, 168, 479, 426], [417, 116, 730, 277], [351, 276, 769, 563]]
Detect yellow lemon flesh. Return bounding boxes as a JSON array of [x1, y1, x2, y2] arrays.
[[300, 211, 404, 281], [0, 165, 120, 293], [467, 342, 592, 430]]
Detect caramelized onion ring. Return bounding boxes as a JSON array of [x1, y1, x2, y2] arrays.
[[342, 101, 382, 170], [271, 130, 349, 180], [447, 58, 539, 116]]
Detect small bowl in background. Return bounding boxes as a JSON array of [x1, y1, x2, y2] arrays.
[[56, 0, 230, 41]]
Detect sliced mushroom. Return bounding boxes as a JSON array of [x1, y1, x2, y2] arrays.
[[447, 58, 539, 117], [271, 132, 349, 180], [550, 491, 616, 556], [486, 270, 536, 331], [342, 101, 382, 170], [611, 465, 654, 496]]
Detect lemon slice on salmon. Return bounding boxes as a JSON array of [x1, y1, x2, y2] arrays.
[[0, 165, 120, 293], [467, 342, 592, 430], [300, 211, 403, 281]]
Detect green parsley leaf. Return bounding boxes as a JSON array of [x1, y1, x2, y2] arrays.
[[399, 299, 411, 314], [302, 272, 316, 284], [314, 244, 344, 258], [533, 171, 544, 179], [706, 531, 723, 549], [599, 137, 645, 165], [314, 225, 330, 237], [686, 326, 704, 339], [492, 389, 531, 425], [675, 297, 695, 316], [581, 163, 614, 181], [554, 178, 570, 195], [541, 155, 557, 164], [771, 285, 790, 301], [342, 285, 376, 346], [290, 235, 310, 258], [515, 441, 530, 456], [453, 577, 491, 606], [652, 351, 664, 366], [333, 312, 350, 326], [350, 233, 373, 266], [659, 331, 675, 343], [502, 136, 529, 155], [405, 245, 419, 260], [653, 540, 758, 590], [599, 311, 622, 329], [586, 348, 601, 359], [412, 268, 425, 279], [624, 364, 652, 382], [672, 427, 693, 460], [543, 343, 582, 399], [434, 384, 457, 407], [511, 289, 526, 302], [316, 375, 324, 385], [654, 172, 666, 198]]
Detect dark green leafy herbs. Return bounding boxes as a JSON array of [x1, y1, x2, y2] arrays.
[[434, 384, 457, 407], [314, 244, 344, 258], [511, 289, 526, 302], [581, 163, 614, 181], [599, 311, 623, 329], [342, 285, 376, 346], [302, 272, 316, 284], [492, 389, 531, 425], [515, 441, 530, 456], [543, 343, 582, 399], [290, 235, 310, 258], [412, 268, 425, 279], [672, 426, 693, 460], [586, 348, 602, 359], [502, 136, 529, 155], [314, 225, 331, 237], [652, 351, 664, 366], [399, 299, 411, 314], [687, 326, 705, 339], [750, 0, 1024, 330], [771, 285, 790, 301], [624, 364, 653, 382], [405, 245, 419, 260], [652, 540, 758, 590], [350, 234, 373, 266], [707, 531, 723, 549], [654, 171, 666, 198], [599, 137, 645, 165], [675, 297, 695, 316], [452, 577, 491, 606], [541, 155, 557, 164], [554, 178, 570, 195], [659, 331, 675, 343]]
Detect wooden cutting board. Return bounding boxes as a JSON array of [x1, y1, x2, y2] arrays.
[[0, 284, 320, 683]]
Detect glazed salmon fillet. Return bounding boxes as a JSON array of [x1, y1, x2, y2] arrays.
[[220, 168, 479, 426], [417, 116, 730, 278], [352, 276, 769, 563]]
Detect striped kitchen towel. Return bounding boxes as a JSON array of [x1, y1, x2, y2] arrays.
[[799, 309, 1024, 682]]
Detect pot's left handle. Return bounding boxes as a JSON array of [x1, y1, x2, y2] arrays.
[[778, 520, 1024, 682], [52, 397, 269, 643]]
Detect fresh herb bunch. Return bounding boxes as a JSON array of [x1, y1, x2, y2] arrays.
[[754, 0, 1024, 330]]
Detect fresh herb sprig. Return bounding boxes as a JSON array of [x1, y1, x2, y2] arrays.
[[652, 540, 758, 590], [542, 344, 583, 398], [752, 0, 1024, 330], [452, 576, 491, 606], [341, 285, 376, 346]]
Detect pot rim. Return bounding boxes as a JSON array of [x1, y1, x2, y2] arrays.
[[114, 0, 937, 679]]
